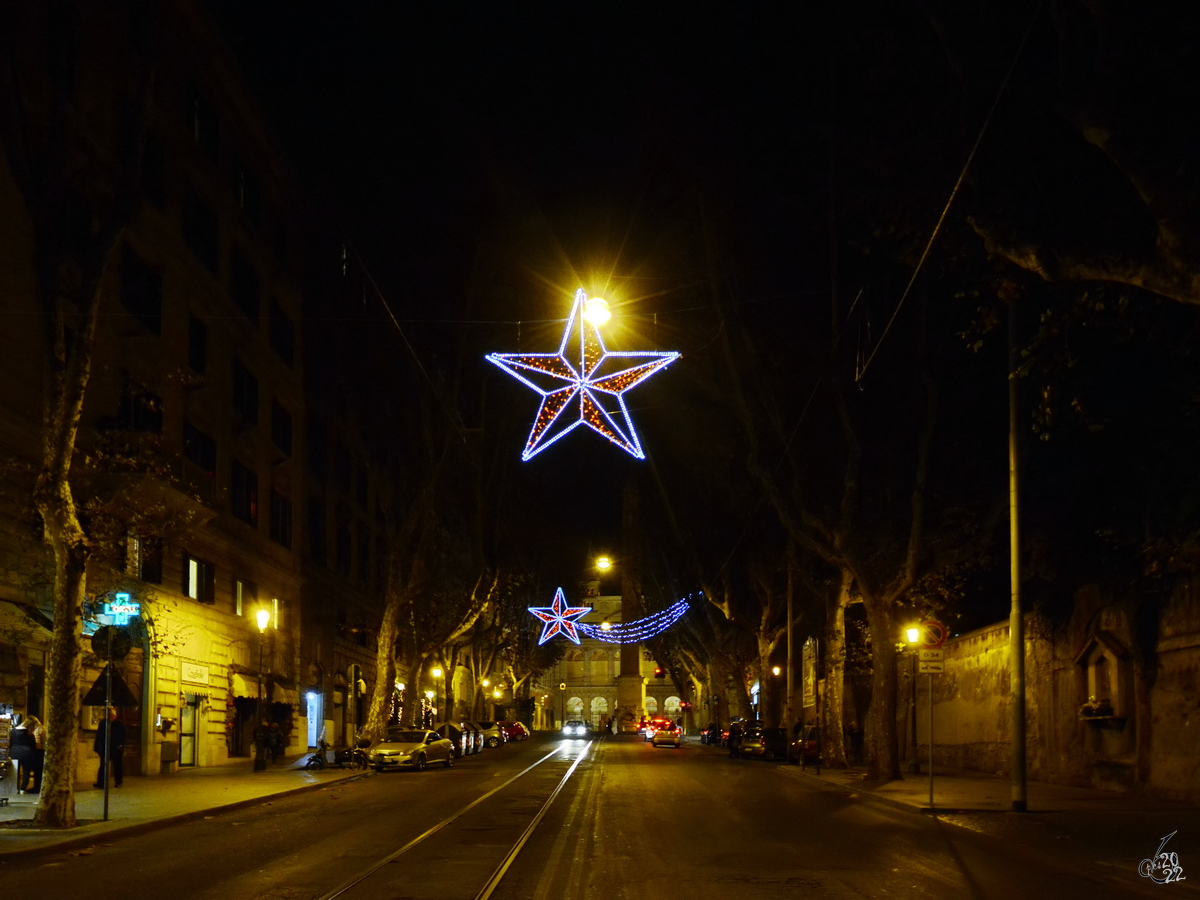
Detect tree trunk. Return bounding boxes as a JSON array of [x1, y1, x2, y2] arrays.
[[33, 535, 86, 828], [363, 593, 401, 743], [822, 569, 853, 768], [863, 596, 900, 782]]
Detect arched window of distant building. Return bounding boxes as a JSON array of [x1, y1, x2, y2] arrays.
[[644, 696, 658, 714], [567, 697, 583, 718], [664, 696, 681, 717], [590, 696, 608, 726]]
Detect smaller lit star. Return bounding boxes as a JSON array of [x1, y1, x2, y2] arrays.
[[528, 587, 592, 645]]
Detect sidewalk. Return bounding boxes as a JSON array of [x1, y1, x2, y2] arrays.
[[0, 755, 367, 858], [784, 760, 1196, 814]]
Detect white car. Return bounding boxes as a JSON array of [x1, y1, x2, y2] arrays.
[[651, 722, 682, 748], [369, 727, 455, 771], [562, 720, 589, 738]]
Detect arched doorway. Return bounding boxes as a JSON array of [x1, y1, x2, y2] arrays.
[[567, 697, 583, 719], [590, 696, 609, 728]]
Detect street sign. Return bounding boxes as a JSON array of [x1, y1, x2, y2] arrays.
[[919, 620, 948, 649], [919, 648, 944, 662], [919, 660, 945, 674]]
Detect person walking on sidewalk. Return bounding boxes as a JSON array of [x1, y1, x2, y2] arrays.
[[94, 707, 126, 788], [25, 715, 45, 793], [10, 714, 35, 794]]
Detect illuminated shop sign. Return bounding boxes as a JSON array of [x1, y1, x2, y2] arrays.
[[103, 592, 140, 625]]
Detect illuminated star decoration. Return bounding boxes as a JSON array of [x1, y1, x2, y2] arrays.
[[527, 592, 695, 645], [529, 588, 592, 645], [486, 289, 680, 460], [576, 595, 693, 644]]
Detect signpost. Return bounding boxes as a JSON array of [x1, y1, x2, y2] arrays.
[[917, 621, 947, 809]]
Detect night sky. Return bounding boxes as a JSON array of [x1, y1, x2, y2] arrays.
[[208, 3, 1200, 621]]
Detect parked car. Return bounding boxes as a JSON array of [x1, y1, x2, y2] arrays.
[[700, 722, 722, 745], [460, 721, 483, 755], [368, 727, 455, 771], [434, 722, 469, 759], [650, 721, 682, 748], [737, 727, 790, 761], [562, 719, 589, 738], [471, 720, 506, 748], [789, 725, 820, 765], [498, 720, 529, 742]]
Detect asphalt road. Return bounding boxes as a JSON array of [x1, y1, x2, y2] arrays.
[[0, 735, 1186, 899]]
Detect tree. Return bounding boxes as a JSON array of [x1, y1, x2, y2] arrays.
[[0, 0, 157, 827]]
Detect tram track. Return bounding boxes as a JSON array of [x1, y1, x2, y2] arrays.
[[318, 738, 595, 900]]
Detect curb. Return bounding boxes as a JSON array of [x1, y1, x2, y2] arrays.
[[0, 769, 369, 860]]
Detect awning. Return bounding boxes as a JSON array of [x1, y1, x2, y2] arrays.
[[270, 687, 298, 706], [231, 673, 261, 699]]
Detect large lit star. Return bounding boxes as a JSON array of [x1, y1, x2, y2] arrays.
[[486, 289, 680, 460], [528, 587, 592, 645]]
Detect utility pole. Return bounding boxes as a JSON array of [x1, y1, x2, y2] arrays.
[[1009, 299, 1027, 812]]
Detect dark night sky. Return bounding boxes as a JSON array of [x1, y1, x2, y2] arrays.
[[205, 3, 1200, 620], [208, 4, 833, 572]]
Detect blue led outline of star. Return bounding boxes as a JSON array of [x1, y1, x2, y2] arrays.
[[485, 289, 681, 461], [528, 587, 592, 645]]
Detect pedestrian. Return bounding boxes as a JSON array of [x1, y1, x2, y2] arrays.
[[10, 714, 35, 794], [848, 722, 864, 765], [26, 715, 45, 793], [93, 707, 126, 788], [268, 722, 282, 761], [727, 721, 743, 758]]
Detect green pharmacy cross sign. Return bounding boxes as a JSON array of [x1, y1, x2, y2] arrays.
[[103, 592, 140, 625]]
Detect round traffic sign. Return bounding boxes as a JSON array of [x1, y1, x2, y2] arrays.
[[919, 620, 948, 649]]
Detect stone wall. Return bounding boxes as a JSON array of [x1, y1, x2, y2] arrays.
[[900, 578, 1200, 801]]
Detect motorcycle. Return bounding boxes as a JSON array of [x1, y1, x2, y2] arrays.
[[304, 738, 370, 770]]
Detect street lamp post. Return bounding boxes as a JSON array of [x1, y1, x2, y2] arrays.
[[254, 608, 270, 771], [431, 667, 443, 723], [559, 682, 566, 727], [905, 627, 920, 775]]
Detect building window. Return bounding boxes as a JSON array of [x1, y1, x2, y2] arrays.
[[127, 535, 162, 585], [269, 298, 294, 367], [234, 578, 257, 616], [183, 421, 216, 475], [182, 552, 215, 604], [182, 420, 217, 503], [184, 188, 218, 274], [232, 358, 258, 425], [142, 134, 165, 209], [306, 496, 326, 564], [233, 152, 261, 227], [121, 247, 162, 335], [334, 446, 351, 494], [336, 519, 351, 577], [229, 248, 260, 322], [116, 387, 163, 433], [307, 422, 325, 479], [270, 490, 293, 549], [188, 314, 207, 374], [231, 459, 258, 527], [356, 468, 368, 507], [357, 531, 369, 585], [186, 83, 219, 164], [271, 400, 292, 457]]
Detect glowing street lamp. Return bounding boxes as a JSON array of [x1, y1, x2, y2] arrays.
[[583, 296, 611, 327], [595, 556, 613, 571], [905, 625, 920, 774]]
